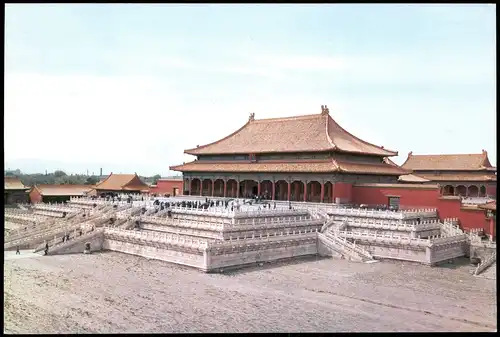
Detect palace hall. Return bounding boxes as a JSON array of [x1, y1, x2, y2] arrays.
[[170, 105, 409, 202]]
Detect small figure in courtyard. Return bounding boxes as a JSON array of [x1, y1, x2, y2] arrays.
[[274, 202, 276, 209], [16, 246, 20, 255], [62, 236, 66, 243], [231, 205, 234, 211], [79, 229, 83, 236]]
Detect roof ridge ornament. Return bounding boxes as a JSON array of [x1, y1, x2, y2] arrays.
[[321, 105, 329, 115], [249, 112, 255, 121]]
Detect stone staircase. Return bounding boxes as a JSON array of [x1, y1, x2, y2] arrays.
[[318, 231, 375, 262], [40, 228, 104, 255], [312, 207, 375, 263], [6, 220, 85, 250]]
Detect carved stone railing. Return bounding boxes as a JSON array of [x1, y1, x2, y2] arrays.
[[428, 234, 468, 246], [328, 207, 437, 220], [440, 220, 464, 237], [209, 228, 317, 246], [35, 226, 103, 253], [103, 227, 209, 252], [32, 203, 79, 214], [6, 220, 89, 250], [169, 206, 230, 218], [336, 230, 431, 247]]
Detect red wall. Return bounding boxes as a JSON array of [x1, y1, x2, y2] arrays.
[[150, 179, 183, 196], [333, 182, 352, 203], [486, 185, 497, 198], [352, 185, 441, 209], [29, 188, 43, 204], [351, 184, 491, 235]]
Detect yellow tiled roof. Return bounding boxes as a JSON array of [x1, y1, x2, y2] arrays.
[[95, 173, 149, 191], [401, 150, 495, 171], [170, 159, 409, 175], [4, 176, 28, 190], [185, 108, 397, 157]]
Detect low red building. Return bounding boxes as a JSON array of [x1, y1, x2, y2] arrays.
[[150, 178, 183, 196], [351, 183, 494, 237], [29, 184, 94, 203], [401, 151, 496, 197]]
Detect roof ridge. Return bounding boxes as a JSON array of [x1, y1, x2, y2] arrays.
[[252, 113, 323, 123], [185, 120, 251, 155], [409, 152, 485, 157], [327, 114, 398, 156]]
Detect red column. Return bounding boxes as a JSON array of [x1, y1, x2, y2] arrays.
[[272, 182, 276, 200], [287, 182, 291, 201], [199, 180, 203, 196], [331, 183, 335, 203], [303, 182, 307, 202], [320, 183, 324, 203], [187, 179, 191, 196], [257, 181, 261, 196], [211, 181, 215, 197], [236, 181, 240, 198], [223, 180, 227, 198]]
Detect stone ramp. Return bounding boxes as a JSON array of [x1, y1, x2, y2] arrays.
[[474, 252, 496, 277], [477, 262, 496, 280], [45, 229, 105, 255]]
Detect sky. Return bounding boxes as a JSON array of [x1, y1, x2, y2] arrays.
[[4, 4, 496, 176]]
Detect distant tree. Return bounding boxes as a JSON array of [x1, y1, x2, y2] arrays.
[[54, 170, 67, 178], [85, 176, 100, 185], [152, 174, 162, 185]]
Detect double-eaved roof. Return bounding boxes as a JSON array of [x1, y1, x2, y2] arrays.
[[172, 107, 407, 175], [94, 173, 150, 192], [184, 107, 397, 156], [401, 150, 496, 182]]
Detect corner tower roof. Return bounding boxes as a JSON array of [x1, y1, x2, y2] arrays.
[[184, 105, 398, 157]]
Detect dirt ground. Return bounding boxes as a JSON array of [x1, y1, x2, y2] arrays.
[[4, 251, 497, 333]]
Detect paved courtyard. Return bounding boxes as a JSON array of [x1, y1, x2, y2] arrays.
[[4, 252, 496, 333]]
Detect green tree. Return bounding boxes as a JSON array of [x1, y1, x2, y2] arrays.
[[54, 170, 67, 178], [152, 174, 161, 185], [85, 176, 100, 185]]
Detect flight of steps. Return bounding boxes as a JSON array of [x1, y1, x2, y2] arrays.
[[43, 228, 105, 255], [311, 207, 376, 263], [318, 230, 375, 262]]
